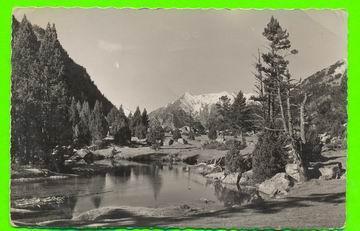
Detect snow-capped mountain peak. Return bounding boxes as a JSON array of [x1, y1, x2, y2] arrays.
[[173, 91, 253, 115]]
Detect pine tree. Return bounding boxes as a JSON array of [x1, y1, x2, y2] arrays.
[[252, 16, 309, 182], [141, 108, 149, 129], [77, 101, 92, 146], [208, 124, 218, 140], [147, 118, 165, 149], [231, 91, 252, 133], [215, 95, 232, 131], [89, 100, 108, 142], [131, 106, 147, 139], [107, 106, 131, 145], [11, 15, 42, 163]]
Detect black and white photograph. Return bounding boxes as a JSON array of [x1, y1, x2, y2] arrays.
[[10, 9, 347, 228]]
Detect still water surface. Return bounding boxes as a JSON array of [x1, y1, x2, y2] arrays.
[[12, 162, 259, 219]]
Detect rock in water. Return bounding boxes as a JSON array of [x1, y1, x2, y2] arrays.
[[285, 163, 301, 182], [258, 173, 293, 197]]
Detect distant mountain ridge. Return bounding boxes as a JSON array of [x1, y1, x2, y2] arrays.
[[170, 91, 255, 115], [150, 91, 255, 129], [150, 59, 347, 131], [297, 59, 347, 136]]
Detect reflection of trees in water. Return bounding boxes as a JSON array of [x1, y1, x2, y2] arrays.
[[87, 173, 106, 209], [132, 165, 150, 178], [144, 162, 163, 203], [108, 166, 132, 185], [61, 195, 78, 219], [91, 196, 101, 208], [213, 182, 261, 207]]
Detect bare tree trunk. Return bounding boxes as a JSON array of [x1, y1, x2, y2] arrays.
[[290, 93, 309, 182], [300, 93, 307, 143], [268, 94, 272, 123], [269, 95, 275, 124], [290, 140, 307, 182], [277, 85, 288, 133], [286, 86, 293, 136]]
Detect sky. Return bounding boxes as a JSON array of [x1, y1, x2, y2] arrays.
[[14, 9, 347, 112]]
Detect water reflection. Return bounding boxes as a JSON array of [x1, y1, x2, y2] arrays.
[[88, 173, 106, 209], [213, 181, 262, 207], [13, 162, 263, 222]]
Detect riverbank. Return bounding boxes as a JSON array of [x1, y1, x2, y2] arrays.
[[10, 136, 346, 228], [12, 176, 345, 228]]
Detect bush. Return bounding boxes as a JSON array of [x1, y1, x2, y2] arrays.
[[93, 140, 107, 149], [202, 139, 245, 151], [302, 128, 323, 162], [208, 126, 217, 140], [225, 139, 246, 150], [252, 131, 288, 183], [192, 121, 205, 135], [147, 119, 165, 149], [172, 129, 182, 140], [114, 126, 131, 145], [188, 130, 195, 140], [225, 141, 251, 173], [134, 124, 147, 139], [202, 141, 225, 150]]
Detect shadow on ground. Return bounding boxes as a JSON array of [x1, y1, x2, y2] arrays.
[[15, 191, 344, 228]]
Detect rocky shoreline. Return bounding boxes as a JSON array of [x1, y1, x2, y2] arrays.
[[11, 136, 346, 228]]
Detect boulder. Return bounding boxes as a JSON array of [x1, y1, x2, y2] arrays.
[[177, 138, 188, 144], [222, 173, 239, 185], [75, 149, 94, 164], [258, 173, 293, 197], [285, 163, 302, 182], [164, 138, 174, 146], [75, 149, 91, 158], [239, 170, 254, 184], [206, 172, 226, 181], [319, 164, 341, 180], [194, 163, 222, 176], [320, 133, 331, 144], [216, 137, 226, 144]]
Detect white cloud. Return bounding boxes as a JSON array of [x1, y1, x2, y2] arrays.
[[98, 39, 122, 52]]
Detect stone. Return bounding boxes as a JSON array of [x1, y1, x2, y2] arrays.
[[216, 137, 226, 144], [340, 173, 346, 180], [285, 163, 302, 182], [199, 197, 215, 203], [177, 138, 188, 144], [319, 164, 341, 180], [179, 204, 191, 210], [194, 163, 222, 175], [206, 172, 226, 181], [258, 173, 293, 197], [320, 133, 331, 144], [222, 173, 239, 185], [164, 138, 174, 146], [239, 170, 254, 184]]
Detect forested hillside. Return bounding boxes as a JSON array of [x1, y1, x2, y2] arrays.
[[11, 16, 114, 164], [296, 60, 347, 138]]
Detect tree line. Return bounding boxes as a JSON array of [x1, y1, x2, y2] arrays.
[[206, 91, 255, 140]]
